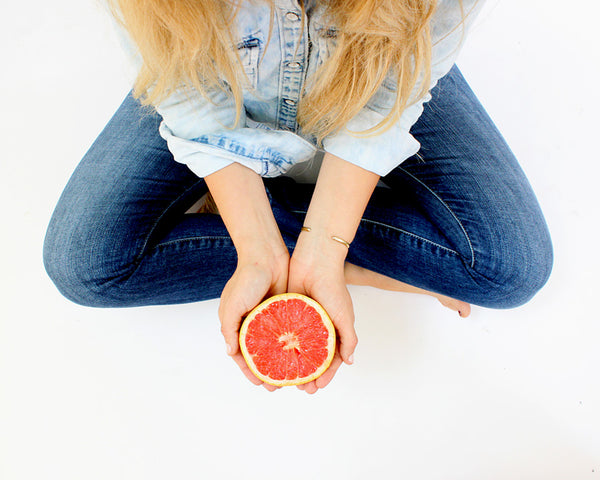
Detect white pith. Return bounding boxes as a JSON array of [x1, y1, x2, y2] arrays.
[[279, 332, 300, 351], [239, 293, 336, 386]]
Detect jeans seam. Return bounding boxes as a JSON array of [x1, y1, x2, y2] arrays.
[[396, 167, 476, 268], [359, 218, 459, 255], [155, 236, 232, 249], [135, 179, 207, 262], [289, 210, 459, 255], [115, 180, 208, 289]]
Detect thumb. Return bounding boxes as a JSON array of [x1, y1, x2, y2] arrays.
[[219, 302, 244, 357], [221, 322, 240, 357], [331, 292, 358, 365], [326, 289, 358, 365], [338, 326, 358, 365]]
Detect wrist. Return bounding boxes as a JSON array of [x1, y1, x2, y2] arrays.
[[205, 162, 289, 266], [237, 235, 289, 266], [292, 226, 348, 268]]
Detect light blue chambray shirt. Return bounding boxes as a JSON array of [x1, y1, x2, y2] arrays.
[[146, 0, 485, 178]]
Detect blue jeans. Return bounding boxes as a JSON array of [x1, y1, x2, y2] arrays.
[[43, 66, 553, 309]]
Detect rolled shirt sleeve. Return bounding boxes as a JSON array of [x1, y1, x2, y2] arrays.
[[156, 85, 318, 178], [322, 0, 486, 176], [156, 86, 239, 177]]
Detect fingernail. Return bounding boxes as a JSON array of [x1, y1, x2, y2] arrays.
[[348, 354, 354, 365], [226, 343, 232, 355]]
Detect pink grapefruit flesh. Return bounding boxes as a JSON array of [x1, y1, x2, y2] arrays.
[[239, 293, 336, 386]]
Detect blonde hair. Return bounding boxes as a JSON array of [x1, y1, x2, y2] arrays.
[[107, 0, 464, 145]]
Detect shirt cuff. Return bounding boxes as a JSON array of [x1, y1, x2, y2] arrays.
[[159, 122, 234, 177], [159, 121, 318, 178], [321, 94, 430, 177]]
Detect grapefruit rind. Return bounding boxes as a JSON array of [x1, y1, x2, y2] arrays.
[[239, 293, 336, 387]]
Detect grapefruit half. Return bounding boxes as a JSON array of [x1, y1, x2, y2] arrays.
[[239, 293, 336, 386]]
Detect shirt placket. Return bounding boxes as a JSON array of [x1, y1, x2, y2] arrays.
[[277, 2, 308, 132]]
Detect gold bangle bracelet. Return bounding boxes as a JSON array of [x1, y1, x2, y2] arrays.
[[300, 226, 351, 249], [331, 235, 351, 249]]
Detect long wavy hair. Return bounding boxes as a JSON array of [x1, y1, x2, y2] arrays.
[[106, 0, 465, 145]]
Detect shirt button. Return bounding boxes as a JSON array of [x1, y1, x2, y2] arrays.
[[285, 11, 300, 21], [288, 61, 301, 69], [283, 99, 296, 106]]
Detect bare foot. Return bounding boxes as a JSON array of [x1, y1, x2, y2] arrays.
[[344, 262, 471, 317], [435, 294, 471, 318], [184, 192, 220, 215]]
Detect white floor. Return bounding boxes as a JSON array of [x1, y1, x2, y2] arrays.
[[2, 1, 599, 479]]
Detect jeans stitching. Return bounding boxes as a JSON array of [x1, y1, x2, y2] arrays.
[[359, 217, 459, 255], [136, 179, 207, 262], [289, 210, 459, 255], [155, 236, 232, 249], [116, 180, 209, 288], [396, 167, 476, 268]]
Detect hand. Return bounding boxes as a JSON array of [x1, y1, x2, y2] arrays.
[[287, 231, 358, 394], [219, 245, 289, 392]]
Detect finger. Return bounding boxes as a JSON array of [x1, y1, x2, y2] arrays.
[[303, 381, 319, 394], [315, 351, 343, 389], [231, 351, 281, 390], [230, 351, 263, 386], [299, 350, 345, 392]]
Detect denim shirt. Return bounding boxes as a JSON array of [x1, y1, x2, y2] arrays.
[[151, 0, 485, 178]]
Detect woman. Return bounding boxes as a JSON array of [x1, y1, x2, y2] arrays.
[[43, 0, 553, 393]]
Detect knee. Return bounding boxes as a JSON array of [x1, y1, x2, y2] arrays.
[[43, 217, 132, 308], [43, 236, 102, 308], [473, 224, 554, 309], [495, 243, 553, 308]]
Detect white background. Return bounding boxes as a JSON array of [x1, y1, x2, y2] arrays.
[[2, 0, 599, 478]]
